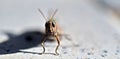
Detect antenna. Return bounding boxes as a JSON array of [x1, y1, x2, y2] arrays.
[[38, 9, 48, 21], [50, 9, 58, 20]]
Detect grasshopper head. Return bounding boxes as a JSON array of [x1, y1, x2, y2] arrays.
[[45, 19, 57, 33]]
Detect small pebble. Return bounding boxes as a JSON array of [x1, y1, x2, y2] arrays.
[[116, 50, 119, 53], [62, 46, 67, 49], [115, 53, 118, 55], [101, 55, 105, 57], [103, 50, 108, 53], [63, 51, 68, 54], [87, 58, 90, 59], [87, 53, 91, 55], [76, 57, 79, 59], [80, 49, 85, 53]]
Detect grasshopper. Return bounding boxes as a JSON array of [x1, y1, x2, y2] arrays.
[[38, 9, 62, 55]]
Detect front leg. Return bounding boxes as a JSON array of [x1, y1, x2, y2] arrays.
[[41, 36, 46, 54], [54, 35, 60, 55]]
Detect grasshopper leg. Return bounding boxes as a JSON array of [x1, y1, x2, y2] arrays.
[[41, 36, 46, 54], [54, 35, 60, 55]]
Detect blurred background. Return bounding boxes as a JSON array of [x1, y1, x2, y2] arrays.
[[0, 0, 120, 59]]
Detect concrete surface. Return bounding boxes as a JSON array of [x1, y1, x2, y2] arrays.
[[0, 0, 120, 59]]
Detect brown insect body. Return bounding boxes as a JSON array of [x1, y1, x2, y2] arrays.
[[38, 9, 60, 55]]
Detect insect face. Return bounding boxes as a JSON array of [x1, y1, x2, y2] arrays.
[[45, 20, 57, 33]]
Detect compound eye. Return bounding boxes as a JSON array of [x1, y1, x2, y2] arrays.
[[52, 22, 55, 27], [45, 22, 50, 28]]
